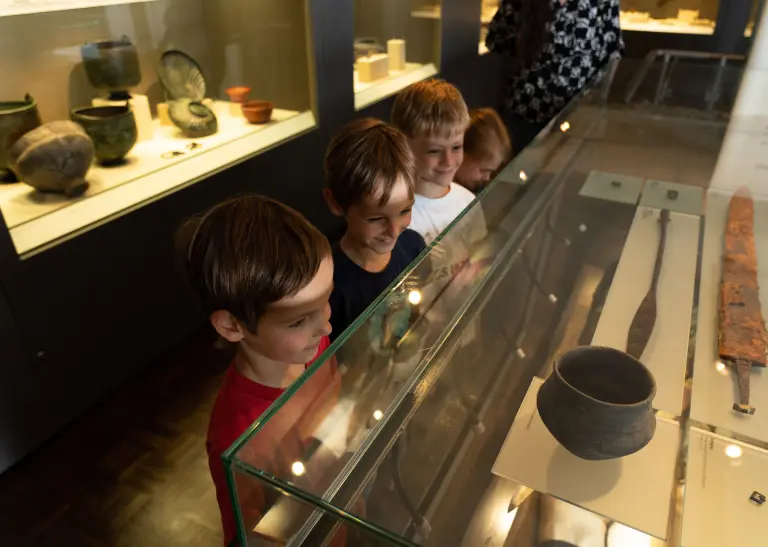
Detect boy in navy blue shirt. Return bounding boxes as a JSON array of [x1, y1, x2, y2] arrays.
[[323, 118, 425, 340]]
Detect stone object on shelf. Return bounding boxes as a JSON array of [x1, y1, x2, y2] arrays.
[[168, 99, 218, 138], [719, 189, 767, 415], [353, 37, 384, 61], [157, 50, 206, 101], [357, 53, 389, 83], [81, 36, 141, 101], [71, 105, 137, 166], [387, 39, 406, 72], [0, 94, 41, 182], [537, 346, 656, 460], [678, 9, 700, 23], [8, 121, 94, 197], [241, 101, 274, 124], [92, 94, 153, 143]]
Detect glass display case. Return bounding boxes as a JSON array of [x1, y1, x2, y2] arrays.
[[0, 0, 316, 255], [223, 52, 768, 546], [620, 0, 721, 35], [354, 0, 441, 110]]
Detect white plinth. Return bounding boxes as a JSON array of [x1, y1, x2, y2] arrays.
[[591, 206, 700, 416], [681, 428, 768, 547], [492, 378, 680, 540], [387, 39, 406, 72], [357, 54, 389, 83], [93, 94, 153, 143], [691, 190, 768, 443], [579, 171, 644, 204], [639, 179, 704, 216]]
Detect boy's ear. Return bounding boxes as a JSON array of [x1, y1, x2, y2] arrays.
[[210, 310, 245, 343], [323, 188, 345, 217]]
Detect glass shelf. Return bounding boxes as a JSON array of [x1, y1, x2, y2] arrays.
[[0, 0, 316, 255], [224, 54, 765, 547]]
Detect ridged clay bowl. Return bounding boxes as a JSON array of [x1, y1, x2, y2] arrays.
[[537, 346, 657, 460]]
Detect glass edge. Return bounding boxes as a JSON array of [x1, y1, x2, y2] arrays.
[[223, 453, 249, 546], [232, 459, 418, 547]]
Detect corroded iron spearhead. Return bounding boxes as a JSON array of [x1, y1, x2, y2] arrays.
[[626, 209, 670, 361]]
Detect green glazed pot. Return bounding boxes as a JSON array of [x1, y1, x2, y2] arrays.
[[0, 94, 42, 182], [71, 105, 137, 165], [81, 36, 141, 101]]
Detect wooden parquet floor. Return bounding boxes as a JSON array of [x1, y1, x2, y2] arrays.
[[0, 328, 234, 547]]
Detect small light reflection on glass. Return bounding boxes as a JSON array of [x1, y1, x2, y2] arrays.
[[519, 170, 528, 181], [291, 461, 306, 476], [716, 361, 729, 376], [373, 409, 384, 421], [560, 121, 571, 132], [408, 290, 422, 305], [725, 444, 743, 459]]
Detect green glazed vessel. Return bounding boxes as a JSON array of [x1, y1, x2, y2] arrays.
[[0, 94, 42, 182], [71, 105, 137, 165], [81, 36, 141, 100]]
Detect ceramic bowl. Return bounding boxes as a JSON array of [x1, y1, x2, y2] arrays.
[[0, 94, 42, 182], [226, 86, 251, 104], [241, 101, 274, 124], [71, 105, 137, 165], [81, 37, 141, 100], [537, 346, 657, 460], [158, 50, 206, 101], [168, 99, 218, 137]]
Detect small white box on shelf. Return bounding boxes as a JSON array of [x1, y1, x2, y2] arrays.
[[357, 53, 389, 83], [92, 94, 153, 143], [156, 102, 173, 126], [387, 39, 406, 72]]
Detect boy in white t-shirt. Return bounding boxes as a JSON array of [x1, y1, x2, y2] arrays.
[[391, 79, 479, 245]]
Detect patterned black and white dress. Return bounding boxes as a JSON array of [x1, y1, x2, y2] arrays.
[[487, 0, 624, 124]]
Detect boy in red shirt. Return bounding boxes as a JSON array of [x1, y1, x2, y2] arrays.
[[177, 195, 334, 546]]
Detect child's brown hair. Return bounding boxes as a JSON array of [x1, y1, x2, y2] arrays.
[[177, 194, 330, 331], [464, 108, 512, 163], [390, 79, 470, 139], [324, 118, 416, 211]]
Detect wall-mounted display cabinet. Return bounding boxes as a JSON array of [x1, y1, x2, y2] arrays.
[[0, 0, 317, 256], [353, 0, 442, 110]]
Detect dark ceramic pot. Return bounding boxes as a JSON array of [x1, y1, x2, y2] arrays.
[[71, 105, 137, 165], [537, 346, 657, 460], [9, 121, 94, 197], [0, 94, 42, 182], [81, 36, 141, 100]]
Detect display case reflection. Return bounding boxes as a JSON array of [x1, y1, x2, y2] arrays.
[[354, 0, 441, 108], [0, 1, 313, 243], [620, 0, 720, 35]]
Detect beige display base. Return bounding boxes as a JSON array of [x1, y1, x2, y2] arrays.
[[591, 207, 700, 416], [0, 103, 311, 256], [492, 378, 680, 540], [681, 428, 768, 546], [619, 16, 715, 35], [691, 190, 768, 442], [354, 63, 438, 110]]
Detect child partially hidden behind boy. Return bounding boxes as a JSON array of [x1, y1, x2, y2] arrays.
[[455, 107, 512, 194], [324, 118, 426, 339], [177, 195, 339, 546]]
